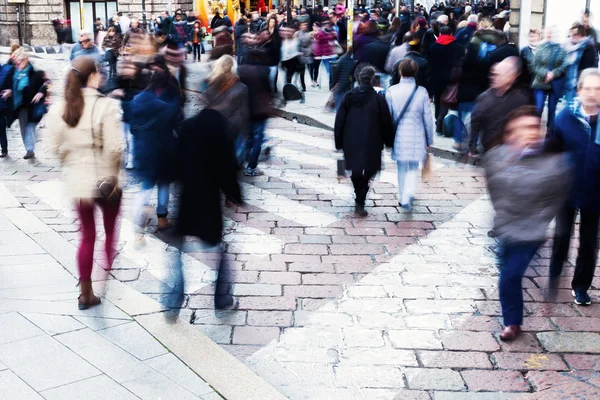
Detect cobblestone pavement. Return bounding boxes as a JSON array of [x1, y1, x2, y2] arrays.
[[1, 56, 600, 399]]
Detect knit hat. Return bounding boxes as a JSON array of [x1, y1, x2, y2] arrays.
[[417, 17, 427, 28]]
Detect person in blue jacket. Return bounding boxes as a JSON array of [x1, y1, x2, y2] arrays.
[[123, 55, 183, 233], [547, 68, 600, 306]]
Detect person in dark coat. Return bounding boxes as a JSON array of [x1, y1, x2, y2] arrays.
[[426, 25, 464, 133], [546, 69, 600, 307], [330, 47, 358, 111], [357, 31, 390, 86], [176, 108, 242, 309], [234, 17, 249, 64], [334, 66, 394, 217], [238, 49, 273, 176], [519, 29, 540, 94], [1, 49, 49, 159], [0, 61, 14, 157], [123, 56, 182, 232]]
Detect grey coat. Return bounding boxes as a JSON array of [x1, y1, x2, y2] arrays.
[[483, 145, 571, 244], [385, 77, 434, 163]]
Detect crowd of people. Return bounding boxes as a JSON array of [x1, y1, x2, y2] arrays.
[[1, 1, 600, 340]]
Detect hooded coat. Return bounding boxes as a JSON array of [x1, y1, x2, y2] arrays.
[[334, 84, 394, 172]]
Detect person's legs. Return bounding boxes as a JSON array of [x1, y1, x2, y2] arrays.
[[0, 112, 7, 154], [351, 170, 368, 206], [455, 102, 474, 145], [572, 208, 600, 291], [549, 206, 577, 278], [312, 59, 321, 83], [547, 90, 559, 132], [533, 89, 547, 115], [298, 64, 306, 91], [282, 60, 294, 84], [156, 181, 170, 218], [75, 200, 97, 281], [499, 242, 541, 327], [247, 120, 267, 170], [99, 197, 121, 271], [268, 66, 278, 93], [134, 180, 154, 229], [124, 123, 134, 169], [201, 40, 206, 54], [193, 43, 200, 61], [19, 109, 35, 154]]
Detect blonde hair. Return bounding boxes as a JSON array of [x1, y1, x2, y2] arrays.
[[209, 54, 237, 83], [12, 48, 27, 61]]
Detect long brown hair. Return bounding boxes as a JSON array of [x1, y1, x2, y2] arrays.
[[63, 57, 98, 127]]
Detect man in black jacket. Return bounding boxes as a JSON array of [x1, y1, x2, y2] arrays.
[[469, 57, 530, 154]]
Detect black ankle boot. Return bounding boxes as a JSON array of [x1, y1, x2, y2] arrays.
[[355, 204, 368, 217]]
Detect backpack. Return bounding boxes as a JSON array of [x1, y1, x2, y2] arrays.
[[477, 41, 497, 62]]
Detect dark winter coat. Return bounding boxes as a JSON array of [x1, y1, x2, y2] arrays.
[[421, 28, 437, 55], [357, 38, 390, 73], [122, 81, 182, 182], [546, 101, 600, 210], [199, 80, 249, 142], [391, 51, 431, 94], [531, 42, 569, 91], [457, 29, 506, 102], [3, 65, 48, 122], [0, 63, 14, 112], [330, 53, 357, 94], [455, 23, 477, 48], [519, 46, 535, 90], [426, 39, 464, 95], [238, 64, 273, 121], [176, 109, 242, 245], [470, 86, 531, 152], [334, 84, 394, 172]]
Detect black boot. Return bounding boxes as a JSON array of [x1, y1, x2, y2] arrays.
[[355, 203, 368, 217]]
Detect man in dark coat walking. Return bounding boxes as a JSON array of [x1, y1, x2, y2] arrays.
[[334, 66, 394, 217]]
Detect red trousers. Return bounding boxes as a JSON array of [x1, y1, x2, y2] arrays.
[[75, 198, 121, 280]]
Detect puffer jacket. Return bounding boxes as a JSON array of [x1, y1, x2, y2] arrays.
[[483, 144, 570, 244], [313, 29, 337, 58], [530, 42, 569, 91]]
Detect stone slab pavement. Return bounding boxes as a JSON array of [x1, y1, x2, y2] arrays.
[[1, 55, 600, 399]]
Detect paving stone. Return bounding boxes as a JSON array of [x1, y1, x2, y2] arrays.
[[437, 286, 485, 300], [498, 332, 544, 353], [259, 271, 301, 285], [355, 312, 405, 329], [525, 303, 579, 317], [405, 315, 451, 329], [440, 330, 500, 352], [247, 311, 292, 327], [22, 313, 85, 335], [340, 348, 418, 366], [563, 354, 600, 370], [404, 368, 465, 391], [285, 285, 344, 299], [237, 295, 298, 310], [190, 310, 247, 326], [232, 326, 280, 345], [301, 273, 356, 285], [449, 315, 503, 331], [522, 381, 600, 400], [550, 316, 600, 331], [525, 371, 578, 391], [294, 311, 354, 327], [347, 285, 389, 298], [0, 370, 44, 400], [537, 332, 600, 353], [335, 365, 405, 389], [461, 370, 530, 392], [232, 283, 282, 296], [388, 330, 442, 350], [418, 351, 493, 369], [521, 317, 556, 332], [493, 352, 568, 371], [122, 370, 199, 400], [97, 322, 168, 360], [0, 312, 45, 344], [0, 335, 100, 392], [433, 392, 526, 400], [405, 300, 476, 314], [342, 328, 385, 348], [145, 353, 215, 396], [328, 244, 386, 255], [73, 316, 132, 331], [195, 325, 233, 344]]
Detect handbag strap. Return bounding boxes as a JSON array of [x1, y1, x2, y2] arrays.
[[393, 84, 418, 127]]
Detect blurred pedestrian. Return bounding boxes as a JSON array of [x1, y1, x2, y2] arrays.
[[199, 55, 249, 166], [470, 57, 530, 154], [312, 20, 338, 88], [1, 49, 49, 159], [238, 49, 273, 176], [334, 66, 394, 217], [330, 46, 357, 111], [548, 68, 600, 306], [102, 27, 122, 79], [531, 27, 568, 132], [71, 31, 101, 61], [564, 23, 599, 104], [47, 56, 125, 310], [177, 108, 242, 309], [519, 29, 540, 93], [234, 16, 249, 64], [123, 56, 183, 233], [0, 59, 13, 158], [122, 17, 147, 51], [261, 15, 281, 92], [190, 20, 204, 62], [386, 58, 434, 209], [484, 105, 570, 341], [295, 21, 313, 91]]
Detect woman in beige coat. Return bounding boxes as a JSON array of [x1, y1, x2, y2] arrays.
[[47, 56, 125, 310]]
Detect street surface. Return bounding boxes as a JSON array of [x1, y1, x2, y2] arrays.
[[0, 53, 599, 399]]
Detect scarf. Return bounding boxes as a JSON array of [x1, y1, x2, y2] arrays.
[[570, 99, 600, 145], [436, 34, 456, 45], [565, 38, 591, 90]]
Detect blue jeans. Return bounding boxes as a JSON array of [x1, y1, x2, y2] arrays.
[[564, 88, 577, 107], [18, 108, 36, 152], [269, 66, 278, 92], [498, 241, 541, 326], [454, 102, 474, 145], [247, 120, 267, 169], [534, 89, 558, 131], [135, 180, 170, 226]]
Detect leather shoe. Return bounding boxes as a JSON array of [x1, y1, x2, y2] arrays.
[[499, 325, 521, 341]]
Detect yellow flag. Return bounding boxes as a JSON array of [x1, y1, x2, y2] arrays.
[[195, 0, 209, 27]]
